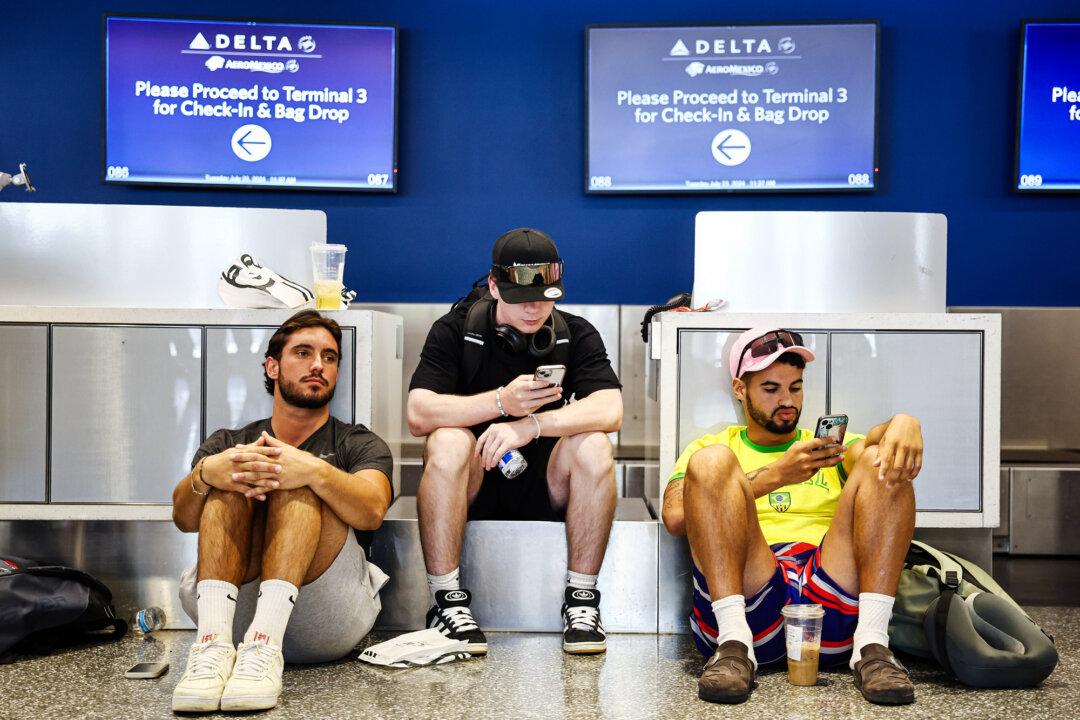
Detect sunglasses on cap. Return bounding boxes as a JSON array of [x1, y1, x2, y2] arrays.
[[493, 261, 563, 286], [735, 330, 805, 378]]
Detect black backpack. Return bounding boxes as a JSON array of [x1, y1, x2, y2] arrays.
[[0, 556, 128, 663], [451, 275, 570, 387]]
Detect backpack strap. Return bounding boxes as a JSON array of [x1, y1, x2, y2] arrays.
[[462, 298, 571, 388], [462, 296, 495, 387], [908, 540, 965, 586], [932, 564, 961, 678]]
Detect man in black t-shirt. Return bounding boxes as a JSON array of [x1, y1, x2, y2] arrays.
[[408, 227, 623, 656], [170, 310, 393, 713]]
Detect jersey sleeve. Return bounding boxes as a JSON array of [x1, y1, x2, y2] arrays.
[[837, 431, 867, 482], [408, 315, 464, 394]]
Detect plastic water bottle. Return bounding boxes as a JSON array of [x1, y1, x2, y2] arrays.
[[132, 606, 166, 637], [498, 449, 527, 478]]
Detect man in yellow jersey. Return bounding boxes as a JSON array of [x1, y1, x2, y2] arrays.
[[661, 328, 921, 706]]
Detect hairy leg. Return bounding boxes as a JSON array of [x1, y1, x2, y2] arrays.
[[820, 445, 916, 595], [417, 427, 484, 575], [683, 445, 776, 599], [259, 486, 324, 588], [198, 489, 256, 586], [547, 432, 617, 575]]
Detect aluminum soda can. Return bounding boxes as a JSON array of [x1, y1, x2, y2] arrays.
[[498, 448, 528, 478]]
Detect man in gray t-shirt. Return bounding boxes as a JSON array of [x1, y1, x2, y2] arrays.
[[170, 310, 393, 713]]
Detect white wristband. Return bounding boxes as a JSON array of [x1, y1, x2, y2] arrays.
[[528, 413, 542, 441], [495, 386, 509, 417]]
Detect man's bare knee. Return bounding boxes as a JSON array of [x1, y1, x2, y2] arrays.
[[201, 488, 254, 527], [423, 427, 476, 476], [685, 445, 740, 489], [568, 431, 614, 479], [854, 443, 880, 473], [266, 485, 320, 511]]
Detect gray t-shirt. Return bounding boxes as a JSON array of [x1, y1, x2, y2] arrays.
[[192, 416, 393, 551]]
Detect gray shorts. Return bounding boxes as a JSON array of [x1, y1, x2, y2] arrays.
[[179, 534, 389, 664]]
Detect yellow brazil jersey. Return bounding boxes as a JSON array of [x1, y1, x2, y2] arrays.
[[668, 426, 863, 547]]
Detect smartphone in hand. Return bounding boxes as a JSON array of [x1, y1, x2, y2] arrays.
[[534, 364, 566, 387], [814, 414, 849, 450]]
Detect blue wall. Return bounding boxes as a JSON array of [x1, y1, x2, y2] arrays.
[[4, 2, 1078, 306]]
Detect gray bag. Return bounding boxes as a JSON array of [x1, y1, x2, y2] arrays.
[[889, 540, 1058, 688]]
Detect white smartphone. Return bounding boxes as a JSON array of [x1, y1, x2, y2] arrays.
[[124, 661, 169, 679], [534, 364, 566, 387]]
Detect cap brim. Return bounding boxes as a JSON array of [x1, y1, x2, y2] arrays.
[[496, 280, 565, 304], [737, 345, 815, 378]]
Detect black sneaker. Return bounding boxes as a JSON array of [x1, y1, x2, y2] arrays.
[[561, 587, 606, 654], [426, 589, 487, 655]]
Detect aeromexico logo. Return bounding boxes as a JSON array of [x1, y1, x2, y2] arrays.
[[444, 590, 468, 602]]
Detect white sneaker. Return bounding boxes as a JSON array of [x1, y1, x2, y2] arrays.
[[171, 638, 236, 712], [219, 640, 285, 711]]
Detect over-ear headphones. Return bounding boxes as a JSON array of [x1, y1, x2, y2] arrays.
[[491, 304, 557, 358]]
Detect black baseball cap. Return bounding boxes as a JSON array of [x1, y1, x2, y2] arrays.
[[490, 227, 565, 304]]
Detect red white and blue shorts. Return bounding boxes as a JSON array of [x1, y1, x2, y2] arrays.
[[690, 539, 859, 668]]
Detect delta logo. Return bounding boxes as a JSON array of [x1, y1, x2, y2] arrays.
[[669, 36, 795, 56], [188, 31, 317, 53]]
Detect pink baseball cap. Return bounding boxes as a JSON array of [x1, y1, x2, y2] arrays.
[[729, 327, 815, 380]]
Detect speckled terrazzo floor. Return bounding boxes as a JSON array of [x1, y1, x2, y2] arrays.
[[0, 607, 1075, 720]]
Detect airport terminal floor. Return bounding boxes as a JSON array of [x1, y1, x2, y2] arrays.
[[2, 605, 1075, 720]]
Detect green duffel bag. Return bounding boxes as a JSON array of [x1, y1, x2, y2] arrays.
[[889, 540, 1058, 688]]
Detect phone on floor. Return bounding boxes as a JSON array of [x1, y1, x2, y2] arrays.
[[534, 364, 566, 387], [124, 661, 169, 679], [814, 414, 849, 449]]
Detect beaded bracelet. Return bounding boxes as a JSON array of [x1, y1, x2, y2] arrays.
[[495, 386, 509, 417], [528, 413, 542, 441]]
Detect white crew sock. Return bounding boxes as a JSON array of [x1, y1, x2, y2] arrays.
[[195, 579, 238, 645], [711, 594, 758, 669], [243, 579, 298, 647], [427, 568, 461, 601], [850, 592, 895, 668], [567, 570, 599, 590]]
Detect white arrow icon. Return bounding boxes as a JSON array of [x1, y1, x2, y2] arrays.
[[231, 124, 272, 162], [711, 129, 751, 166]]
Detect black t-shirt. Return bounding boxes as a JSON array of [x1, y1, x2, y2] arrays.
[[409, 305, 622, 436], [192, 416, 393, 551]]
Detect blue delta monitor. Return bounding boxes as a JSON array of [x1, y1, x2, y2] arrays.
[[1016, 21, 1080, 192], [585, 22, 879, 194], [104, 16, 398, 192]]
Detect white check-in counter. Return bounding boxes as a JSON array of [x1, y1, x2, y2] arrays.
[[652, 311, 1001, 631], [0, 307, 403, 518]]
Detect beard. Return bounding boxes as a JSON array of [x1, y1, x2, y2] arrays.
[[278, 375, 336, 409], [745, 395, 800, 435]]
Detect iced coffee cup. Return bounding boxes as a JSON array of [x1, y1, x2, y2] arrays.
[[310, 243, 348, 310], [781, 603, 825, 686]]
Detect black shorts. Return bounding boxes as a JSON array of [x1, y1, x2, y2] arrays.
[[467, 437, 563, 521]]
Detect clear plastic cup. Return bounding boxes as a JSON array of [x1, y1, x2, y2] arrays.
[[310, 243, 348, 310], [781, 603, 825, 686]]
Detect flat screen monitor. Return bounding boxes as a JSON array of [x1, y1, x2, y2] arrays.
[[1015, 20, 1080, 192], [585, 22, 879, 193], [104, 16, 397, 191]]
